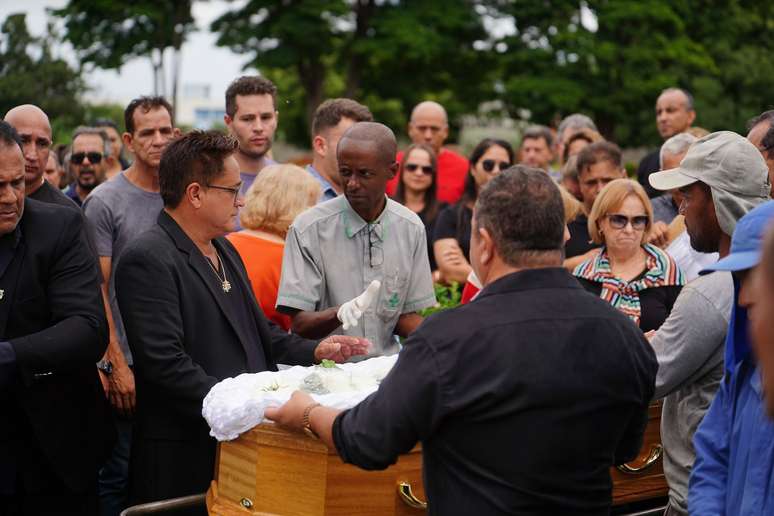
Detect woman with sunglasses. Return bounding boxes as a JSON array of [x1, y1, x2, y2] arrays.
[[574, 179, 685, 332], [393, 143, 444, 271], [432, 138, 514, 284]]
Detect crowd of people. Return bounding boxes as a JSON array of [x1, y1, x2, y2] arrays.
[[2, 74, 774, 516]]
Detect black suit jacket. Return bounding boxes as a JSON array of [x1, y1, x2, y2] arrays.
[[1, 198, 109, 493], [115, 211, 317, 503]]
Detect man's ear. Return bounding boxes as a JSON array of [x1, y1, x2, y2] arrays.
[[312, 135, 326, 157], [186, 182, 204, 209], [478, 226, 494, 265], [223, 114, 232, 128], [387, 161, 399, 180], [122, 132, 133, 148], [173, 127, 182, 137]]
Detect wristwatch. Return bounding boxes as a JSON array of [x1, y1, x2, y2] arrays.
[[302, 402, 322, 439], [97, 359, 113, 375]]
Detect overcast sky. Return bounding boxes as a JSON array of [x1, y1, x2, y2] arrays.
[[1, 0, 252, 105]]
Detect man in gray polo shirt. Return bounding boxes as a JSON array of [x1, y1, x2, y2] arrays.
[[647, 131, 771, 516], [277, 122, 435, 357]]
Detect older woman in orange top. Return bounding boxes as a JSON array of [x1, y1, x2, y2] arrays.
[[228, 164, 320, 331]]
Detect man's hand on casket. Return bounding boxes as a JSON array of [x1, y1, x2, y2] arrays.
[[337, 280, 381, 330], [314, 335, 371, 363], [265, 391, 339, 447]]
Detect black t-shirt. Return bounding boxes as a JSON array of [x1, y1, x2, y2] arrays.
[[206, 254, 268, 372], [637, 148, 662, 199], [565, 214, 600, 259], [575, 276, 682, 332], [418, 203, 447, 270], [432, 203, 472, 261]]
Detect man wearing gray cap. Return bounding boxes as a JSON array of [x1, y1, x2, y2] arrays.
[[646, 131, 771, 516]]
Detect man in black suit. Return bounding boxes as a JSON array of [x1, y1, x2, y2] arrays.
[[115, 130, 369, 507], [0, 121, 109, 514]]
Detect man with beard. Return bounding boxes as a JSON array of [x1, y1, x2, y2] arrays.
[[4, 104, 75, 209], [65, 127, 110, 207], [647, 131, 770, 515], [82, 96, 179, 516]]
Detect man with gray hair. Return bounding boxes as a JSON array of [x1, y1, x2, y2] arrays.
[[65, 127, 111, 206], [746, 109, 774, 195], [556, 113, 597, 165], [638, 88, 696, 197], [267, 165, 657, 514], [647, 131, 770, 516], [652, 132, 697, 224]]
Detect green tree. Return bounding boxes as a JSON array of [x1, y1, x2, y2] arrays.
[[51, 1, 195, 121], [0, 13, 86, 144], [211, 0, 493, 147]]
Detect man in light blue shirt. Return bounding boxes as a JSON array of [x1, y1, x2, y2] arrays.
[[306, 98, 373, 203]]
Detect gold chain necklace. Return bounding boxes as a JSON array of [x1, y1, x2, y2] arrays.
[[206, 249, 232, 293]]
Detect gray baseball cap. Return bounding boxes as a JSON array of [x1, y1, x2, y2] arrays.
[[649, 131, 771, 236], [649, 131, 770, 197]]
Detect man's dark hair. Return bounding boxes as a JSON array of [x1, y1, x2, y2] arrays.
[[93, 118, 120, 131], [576, 141, 622, 176], [0, 120, 22, 151], [225, 76, 278, 117], [124, 96, 174, 135], [311, 98, 373, 137], [748, 110, 774, 157], [159, 130, 238, 208], [475, 165, 565, 267], [522, 125, 554, 148]]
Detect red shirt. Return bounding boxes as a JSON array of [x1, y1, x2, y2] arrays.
[[387, 147, 469, 204]]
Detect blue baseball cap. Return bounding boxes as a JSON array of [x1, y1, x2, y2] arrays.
[[702, 200, 774, 273]]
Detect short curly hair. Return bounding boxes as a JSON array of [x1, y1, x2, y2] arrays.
[[159, 130, 238, 208], [225, 76, 278, 117], [239, 164, 320, 236]]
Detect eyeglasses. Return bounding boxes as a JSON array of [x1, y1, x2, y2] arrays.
[[481, 159, 511, 173], [71, 152, 103, 165], [368, 223, 383, 268], [404, 163, 433, 175], [607, 214, 649, 230], [207, 183, 242, 207]]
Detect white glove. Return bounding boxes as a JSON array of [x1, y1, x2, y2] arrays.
[[337, 280, 381, 330]]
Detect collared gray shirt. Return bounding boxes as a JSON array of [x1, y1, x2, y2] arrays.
[[277, 195, 436, 358]]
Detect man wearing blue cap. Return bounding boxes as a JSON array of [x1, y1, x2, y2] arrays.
[[688, 201, 774, 515], [647, 131, 771, 515]]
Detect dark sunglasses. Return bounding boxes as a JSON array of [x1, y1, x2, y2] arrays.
[[607, 214, 649, 230], [404, 163, 433, 175], [481, 159, 511, 173], [71, 152, 103, 165]]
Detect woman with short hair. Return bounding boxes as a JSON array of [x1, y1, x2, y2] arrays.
[[228, 164, 321, 330], [574, 179, 685, 332]]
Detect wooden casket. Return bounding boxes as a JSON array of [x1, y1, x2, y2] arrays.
[[207, 423, 426, 515], [207, 402, 667, 514], [611, 401, 668, 505]]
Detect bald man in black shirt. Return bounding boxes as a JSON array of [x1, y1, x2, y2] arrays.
[[268, 166, 657, 515]]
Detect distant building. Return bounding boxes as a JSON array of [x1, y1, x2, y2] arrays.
[[176, 83, 225, 129]]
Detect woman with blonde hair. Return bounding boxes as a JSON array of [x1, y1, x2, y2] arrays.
[[228, 164, 321, 330], [573, 178, 685, 331]]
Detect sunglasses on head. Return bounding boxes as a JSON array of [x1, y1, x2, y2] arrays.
[[71, 152, 103, 165], [481, 159, 511, 173], [607, 214, 649, 230], [404, 163, 433, 175]]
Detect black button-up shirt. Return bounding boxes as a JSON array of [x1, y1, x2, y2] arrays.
[[333, 267, 657, 516]]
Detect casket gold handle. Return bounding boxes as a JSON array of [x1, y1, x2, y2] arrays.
[[398, 481, 427, 510], [617, 444, 663, 474]]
